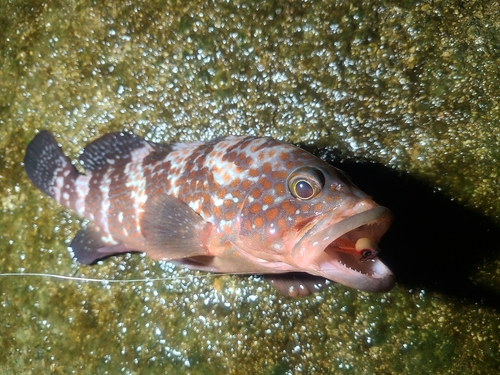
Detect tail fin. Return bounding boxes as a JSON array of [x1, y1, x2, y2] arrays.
[[24, 131, 79, 202]]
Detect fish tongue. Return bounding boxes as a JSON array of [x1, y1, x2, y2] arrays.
[[290, 206, 391, 268]]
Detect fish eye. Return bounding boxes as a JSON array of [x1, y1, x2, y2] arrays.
[[288, 167, 325, 200]]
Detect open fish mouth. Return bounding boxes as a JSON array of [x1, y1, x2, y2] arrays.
[[291, 206, 395, 292]]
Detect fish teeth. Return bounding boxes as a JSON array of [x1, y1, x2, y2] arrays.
[[337, 260, 373, 276]]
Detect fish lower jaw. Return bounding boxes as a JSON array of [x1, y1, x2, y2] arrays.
[[312, 249, 395, 292]]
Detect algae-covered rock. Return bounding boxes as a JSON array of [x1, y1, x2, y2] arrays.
[[1, 0, 499, 373]]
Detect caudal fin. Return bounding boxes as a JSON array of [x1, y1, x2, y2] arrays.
[[24, 131, 79, 203]]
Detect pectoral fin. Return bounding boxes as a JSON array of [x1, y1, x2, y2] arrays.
[[141, 194, 213, 261]]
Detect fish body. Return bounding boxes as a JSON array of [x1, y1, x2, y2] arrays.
[[24, 131, 394, 296]]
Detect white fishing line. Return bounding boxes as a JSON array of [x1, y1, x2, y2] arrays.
[[0, 272, 218, 283]]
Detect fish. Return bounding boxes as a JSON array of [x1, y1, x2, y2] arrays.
[[23, 130, 395, 297]]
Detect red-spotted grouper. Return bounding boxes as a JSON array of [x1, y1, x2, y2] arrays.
[[24, 131, 395, 297]]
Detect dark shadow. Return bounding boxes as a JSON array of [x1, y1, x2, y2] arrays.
[[310, 147, 500, 309]]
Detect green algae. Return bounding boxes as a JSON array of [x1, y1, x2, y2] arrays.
[[1, 0, 500, 373]]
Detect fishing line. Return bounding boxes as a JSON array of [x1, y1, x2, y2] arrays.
[[0, 272, 221, 283]]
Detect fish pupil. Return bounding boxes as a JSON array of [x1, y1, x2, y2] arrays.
[[295, 180, 314, 199]]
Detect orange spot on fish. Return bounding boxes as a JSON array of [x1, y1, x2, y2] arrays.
[[227, 152, 237, 162], [202, 207, 211, 218], [280, 152, 289, 161], [253, 216, 264, 229], [314, 203, 324, 212], [232, 189, 244, 200], [262, 195, 274, 206], [262, 163, 272, 174], [324, 194, 334, 203], [251, 189, 262, 199], [300, 203, 311, 213], [265, 207, 279, 221], [244, 156, 253, 166], [217, 187, 228, 199], [277, 217, 287, 230], [223, 200, 235, 212], [241, 180, 252, 190], [223, 225, 233, 236], [274, 182, 286, 196], [281, 201, 297, 216], [213, 205, 222, 219], [258, 178, 272, 190], [243, 219, 252, 231], [229, 178, 241, 189], [249, 169, 260, 177], [272, 171, 288, 180], [207, 173, 215, 185], [210, 181, 221, 193], [250, 203, 261, 214]]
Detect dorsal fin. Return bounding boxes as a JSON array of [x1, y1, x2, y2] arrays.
[[79, 132, 171, 172]]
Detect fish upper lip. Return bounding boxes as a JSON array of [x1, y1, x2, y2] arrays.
[[290, 206, 395, 292]]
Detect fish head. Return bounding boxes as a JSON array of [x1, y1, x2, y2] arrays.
[[236, 141, 394, 292]]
